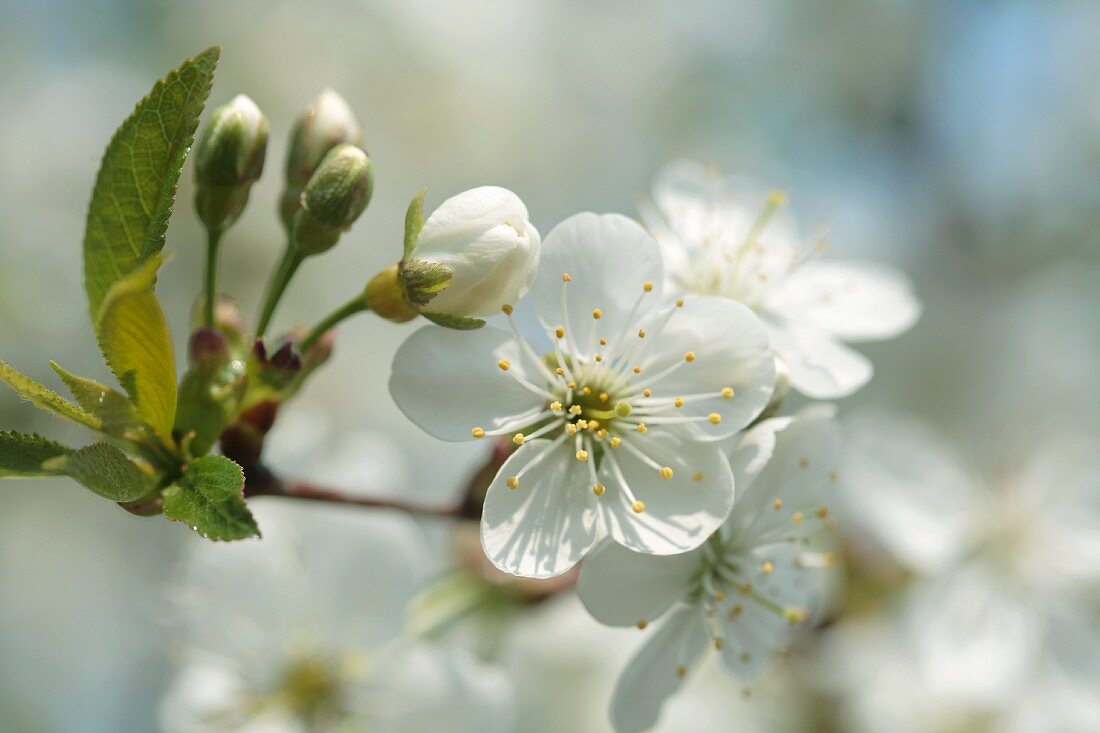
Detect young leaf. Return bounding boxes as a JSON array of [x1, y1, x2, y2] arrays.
[[49, 361, 140, 432], [42, 443, 152, 501], [0, 431, 72, 478], [83, 46, 220, 317], [162, 455, 259, 541], [403, 188, 428, 258], [0, 359, 103, 430], [96, 255, 177, 447]]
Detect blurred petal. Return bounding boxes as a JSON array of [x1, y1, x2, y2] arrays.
[[577, 541, 701, 627], [767, 320, 873, 399]]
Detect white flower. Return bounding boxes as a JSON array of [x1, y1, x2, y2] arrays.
[[840, 414, 1100, 705], [407, 186, 541, 318], [577, 407, 841, 732], [639, 160, 920, 399], [390, 212, 776, 578], [159, 502, 512, 733]]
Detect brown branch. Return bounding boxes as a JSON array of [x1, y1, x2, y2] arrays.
[[247, 475, 468, 519]]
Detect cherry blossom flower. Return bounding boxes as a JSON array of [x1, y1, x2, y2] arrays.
[[390, 212, 776, 578], [639, 160, 920, 399]]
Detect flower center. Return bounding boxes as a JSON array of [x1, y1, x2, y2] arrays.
[[270, 653, 347, 726], [470, 279, 737, 513]]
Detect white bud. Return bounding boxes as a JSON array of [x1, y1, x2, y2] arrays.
[[407, 187, 540, 318]]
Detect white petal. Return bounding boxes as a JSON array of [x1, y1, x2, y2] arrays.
[[727, 408, 842, 542], [718, 543, 816, 681], [390, 325, 543, 441], [907, 562, 1040, 705], [839, 413, 980, 574], [362, 642, 514, 733], [610, 604, 709, 733], [577, 541, 702, 627], [417, 186, 530, 247], [481, 439, 600, 578], [767, 260, 920, 342], [531, 213, 664, 353], [598, 433, 734, 555], [767, 320, 873, 399], [639, 296, 775, 440]]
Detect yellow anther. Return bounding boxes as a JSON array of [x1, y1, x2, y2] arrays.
[[587, 420, 600, 430], [737, 583, 754, 595], [708, 413, 721, 425], [594, 355, 603, 362], [555, 367, 564, 376], [582, 386, 591, 395], [597, 429, 608, 439], [792, 512, 805, 523], [642, 388, 653, 398], [550, 401, 563, 411], [721, 387, 734, 399], [714, 590, 725, 601], [471, 427, 486, 438], [638, 328, 646, 338], [593, 483, 606, 496], [643, 281, 654, 292], [684, 351, 696, 362], [673, 397, 684, 407], [592, 308, 602, 319], [599, 338, 607, 346], [512, 433, 526, 446], [566, 424, 578, 435], [609, 436, 622, 448], [632, 501, 646, 514], [692, 471, 704, 482], [773, 499, 783, 510], [636, 619, 647, 629], [828, 469, 840, 483], [562, 273, 572, 282], [768, 189, 788, 206], [799, 457, 809, 469], [498, 359, 511, 371], [757, 273, 769, 283], [784, 608, 807, 625], [598, 392, 609, 402], [636, 423, 648, 434], [740, 652, 752, 664], [555, 327, 565, 339], [501, 304, 514, 315], [569, 405, 582, 415], [676, 298, 685, 307], [676, 666, 687, 678], [659, 466, 674, 480], [576, 449, 589, 462], [729, 605, 743, 620], [816, 506, 830, 519], [576, 419, 588, 430], [762, 561, 774, 575], [506, 476, 519, 489], [714, 638, 725, 651]]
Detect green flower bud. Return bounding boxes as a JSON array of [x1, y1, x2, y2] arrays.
[[280, 89, 364, 228], [194, 94, 269, 232], [292, 144, 373, 256]]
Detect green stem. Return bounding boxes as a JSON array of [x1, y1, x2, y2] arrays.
[[202, 228, 222, 329], [298, 294, 369, 352], [255, 244, 304, 337]]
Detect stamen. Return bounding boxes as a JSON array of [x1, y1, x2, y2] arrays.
[[471, 427, 485, 438], [498, 359, 511, 371], [506, 476, 519, 489]]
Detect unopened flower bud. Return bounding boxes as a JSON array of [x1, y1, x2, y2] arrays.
[[292, 144, 373, 256], [194, 94, 269, 232], [280, 89, 363, 228], [398, 187, 540, 327]]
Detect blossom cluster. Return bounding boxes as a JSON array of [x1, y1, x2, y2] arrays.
[[388, 161, 920, 730]]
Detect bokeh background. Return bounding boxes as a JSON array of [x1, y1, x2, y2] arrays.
[[2, 1, 1099, 731]]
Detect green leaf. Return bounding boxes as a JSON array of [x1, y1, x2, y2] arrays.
[[83, 46, 220, 317], [49, 361, 141, 433], [0, 431, 72, 478], [402, 187, 428, 258], [96, 255, 178, 447], [421, 311, 486, 330], [0, 359, 102, 430], [42, 443, 152, 501], [162, 455, 258, 541]]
